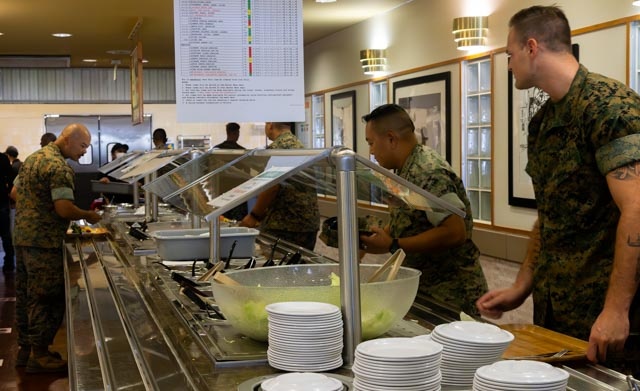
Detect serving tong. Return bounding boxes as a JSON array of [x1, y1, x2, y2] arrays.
[[367, 249, 406, 283]]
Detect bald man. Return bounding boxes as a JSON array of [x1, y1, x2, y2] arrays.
[[11, 123, 101, 373]]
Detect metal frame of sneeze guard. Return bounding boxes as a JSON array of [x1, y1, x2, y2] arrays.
[[143, 146, 465, 368]]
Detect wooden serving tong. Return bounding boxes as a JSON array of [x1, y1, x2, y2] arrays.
[[367, 249, 406, 283]]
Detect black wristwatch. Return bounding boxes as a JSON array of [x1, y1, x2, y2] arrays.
[[389, 238, 400, 254]]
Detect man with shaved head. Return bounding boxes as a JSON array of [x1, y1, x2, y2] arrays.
[[11, 123, 101, 373]]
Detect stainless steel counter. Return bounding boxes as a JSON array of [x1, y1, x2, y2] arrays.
[[64, 221, 635, 391]]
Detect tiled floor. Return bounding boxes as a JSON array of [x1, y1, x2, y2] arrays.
[[0, 269, 69, 391]]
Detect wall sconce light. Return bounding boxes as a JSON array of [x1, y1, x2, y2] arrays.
[[360, 49, 387, 75], [633, 0, 640, 6], [452, 16, 489, 51]]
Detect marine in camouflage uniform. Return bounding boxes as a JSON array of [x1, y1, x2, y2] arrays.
[[13, 124, 100, 372], [14, 143, 76, 354], [390, 144, 487, 315], [361, 104, 487, 316], [241, 124, 320, 250], [526, 65, 640, 368]]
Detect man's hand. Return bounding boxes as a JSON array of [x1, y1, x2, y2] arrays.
[[85, 210, 102, 224], [587, 308, 630, 363], [475, 285, 530, 319], [239, 214, 258, 228], [359, 226, 393, 254]]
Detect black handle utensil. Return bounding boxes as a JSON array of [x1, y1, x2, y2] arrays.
[[223, 240, 238, 269], [286, 251, 302, 265], [278, 252, 291, 266]]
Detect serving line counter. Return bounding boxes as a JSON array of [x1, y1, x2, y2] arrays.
[[64, 222, 635, 391], [62, 146, 637, 390]]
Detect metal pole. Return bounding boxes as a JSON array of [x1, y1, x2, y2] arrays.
[[333, 149, 361, 367], [190, 149, 203, 229], [209, 217, 220, 264], [132, 182, 140, 208], [144, 172, 159, 222]]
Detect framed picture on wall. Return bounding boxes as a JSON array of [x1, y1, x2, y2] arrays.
[[507, 43, 579, 209], [331, 90, 357, 151], [507, 70, 541, 209], [392, 71, 451, 163]]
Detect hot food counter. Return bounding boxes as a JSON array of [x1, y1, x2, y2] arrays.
[[63, 147, 639, 390], [64, 221, 637, 391]]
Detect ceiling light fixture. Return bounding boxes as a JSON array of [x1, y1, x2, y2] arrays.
[[51, 33, 72, 38], [633, 0, 640, 6], [316, 0, 337, 3], [360, 49, 387, 75], [452, 16, 489, 51], [82, 59, 97, 63]]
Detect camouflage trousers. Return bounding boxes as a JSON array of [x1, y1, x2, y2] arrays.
[[15, 246, 65, 349]]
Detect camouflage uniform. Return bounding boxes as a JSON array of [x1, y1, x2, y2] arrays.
[[390, 144, 487, 315], [527, 65, 640, 368], [14, 143, 75, 350], [260, 131, 320, 250]]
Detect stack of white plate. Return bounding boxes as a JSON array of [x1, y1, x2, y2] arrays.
[[473, 360, 569, 390], [352, 337, 443, 391], [431, 321, 514, 388], [261, 372, 344, 391], [266, 302, 343, 372]]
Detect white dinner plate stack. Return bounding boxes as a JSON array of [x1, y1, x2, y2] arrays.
[[261, 372, 344, 391], [352, 337, 443, 391], [265, 302, 343, 372], [431, 321, 514, 388], [473, 360, 569, 390]]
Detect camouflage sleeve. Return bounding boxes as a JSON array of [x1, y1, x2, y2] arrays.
[[426, 192, 465, 226], [50, 164, 75, 201], [595, 133, 640, 174]]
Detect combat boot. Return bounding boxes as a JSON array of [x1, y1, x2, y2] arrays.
[[25, 353, 67, 373]]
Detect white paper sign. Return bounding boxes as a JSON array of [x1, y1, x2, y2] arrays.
[[173, 0, 305, 122]]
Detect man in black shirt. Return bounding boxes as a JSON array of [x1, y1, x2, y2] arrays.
[[1, 152, 15, 272], [214, 122, 245, 149]]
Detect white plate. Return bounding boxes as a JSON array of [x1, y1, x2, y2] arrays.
[[268, 355, 343, 372], [475, 360, 569, 385], [268, 318, 343, 328], [433, 321, 514, 345], [261, 372, 343, 391], [266, 302, 341, 317], [354, 357, 440, 372], [356, 337, 443, 360]]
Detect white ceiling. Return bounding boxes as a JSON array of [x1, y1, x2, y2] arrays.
[[0, 0, 411, 68]]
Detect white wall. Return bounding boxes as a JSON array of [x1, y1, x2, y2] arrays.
[[0, 104, 269, 159], [303, 0, 639, 233]]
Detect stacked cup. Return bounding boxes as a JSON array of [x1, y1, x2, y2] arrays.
[[266, 301, 343, 372]]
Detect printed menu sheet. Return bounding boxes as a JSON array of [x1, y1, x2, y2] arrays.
[[174, 0, 304, 122]]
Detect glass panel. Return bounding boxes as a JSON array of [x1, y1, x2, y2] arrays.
[[467, 96, 479, 125], [467, 160, 479, 188], [466, 128, 478, 157], [151, 150, 466, 220], [468, 190, 480, 220], [480, 159, 491, 189], [479, 61, 491, 91], [479, 127, 491, 157], [480, 94, 491, 124], [480, 192, 491, 221], [466, 62, 479, 93]]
